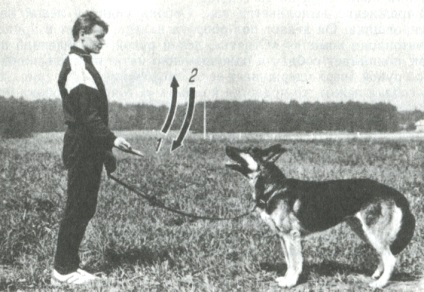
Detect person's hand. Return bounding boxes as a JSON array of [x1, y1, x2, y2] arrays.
[[114, 137, 131, 151], [104, 150, 117, 175]]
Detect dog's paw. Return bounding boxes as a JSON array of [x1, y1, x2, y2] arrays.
[[369, 279, 387, 289], [275, 275, 298, 288], [371, 264, 384, 279], [371, 269, 383, 280]]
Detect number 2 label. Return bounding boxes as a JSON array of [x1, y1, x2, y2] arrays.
[[189, 68, 198, 83]]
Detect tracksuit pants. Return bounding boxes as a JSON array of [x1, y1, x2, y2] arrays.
[[54, 131, 104, 274]]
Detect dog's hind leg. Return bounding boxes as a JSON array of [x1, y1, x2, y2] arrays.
[[369, 248, 396, 289], [346, 217, 384, 279], [371, 259, 384, 279], [356, 202, 402, 288], [276, 231, 303, 288], [346, 216, 369, 243]]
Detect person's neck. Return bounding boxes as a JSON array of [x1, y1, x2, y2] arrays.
[[74, 42, 90, 54]]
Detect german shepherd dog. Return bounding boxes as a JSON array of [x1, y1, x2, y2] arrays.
[[225, 144, 415, 289]]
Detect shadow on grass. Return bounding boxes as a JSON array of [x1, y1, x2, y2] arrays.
[[98, 246, 176, 273], [260, 260, 417, 284]]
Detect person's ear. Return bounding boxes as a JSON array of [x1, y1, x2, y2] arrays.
[[79, 30, 85, 41]]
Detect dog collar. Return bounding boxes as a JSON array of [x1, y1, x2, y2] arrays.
[[257, 188, 287, 209]]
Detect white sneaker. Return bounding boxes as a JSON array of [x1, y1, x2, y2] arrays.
[[51, 268, 99, 286]]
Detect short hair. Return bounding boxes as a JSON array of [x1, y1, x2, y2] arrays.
[[72, 11, 109, 41]]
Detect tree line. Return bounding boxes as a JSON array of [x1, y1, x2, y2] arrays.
[[0, 95, 421, 138]]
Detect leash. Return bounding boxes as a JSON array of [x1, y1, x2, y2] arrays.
[[107, 173, 256, 221]]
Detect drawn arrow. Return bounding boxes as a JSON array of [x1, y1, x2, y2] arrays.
[[171, 87, 195, 152], [161, 76, 179, 134]]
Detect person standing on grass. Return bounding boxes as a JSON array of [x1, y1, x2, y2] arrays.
[[52, 11, 131, 286]]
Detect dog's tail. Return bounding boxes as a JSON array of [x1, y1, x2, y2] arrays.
[[390, 195, 415, 255]]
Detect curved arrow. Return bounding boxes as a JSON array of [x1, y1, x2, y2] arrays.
[[161, 76, 179, 134], [171, 87, 195, 152]]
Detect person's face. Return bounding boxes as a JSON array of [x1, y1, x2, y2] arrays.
[[80, 24, 106, 54]]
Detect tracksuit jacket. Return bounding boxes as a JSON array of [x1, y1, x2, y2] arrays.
[[58, 46, 116, 167]]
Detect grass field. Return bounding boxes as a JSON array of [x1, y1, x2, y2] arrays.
[[1, 131, 423, 291]]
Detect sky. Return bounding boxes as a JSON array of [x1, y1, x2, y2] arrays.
[[2, 0, 424, 111]]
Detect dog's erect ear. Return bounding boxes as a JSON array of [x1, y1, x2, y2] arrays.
[[262, 144, 287, 163]]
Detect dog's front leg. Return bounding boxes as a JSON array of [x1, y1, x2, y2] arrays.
[[278, 235, 291, 273], [276, 230, 303, 288]]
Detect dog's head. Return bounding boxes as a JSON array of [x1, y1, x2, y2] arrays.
[[225, 144, 287, 178]]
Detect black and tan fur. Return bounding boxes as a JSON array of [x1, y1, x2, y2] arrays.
[[225, 144, 415, 289]]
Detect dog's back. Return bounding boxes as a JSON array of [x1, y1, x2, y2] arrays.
[[280, 178, 415, 249]]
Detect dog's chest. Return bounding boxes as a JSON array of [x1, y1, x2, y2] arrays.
[[259, 209, 281, 232], [257, 203, 300, 234]]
